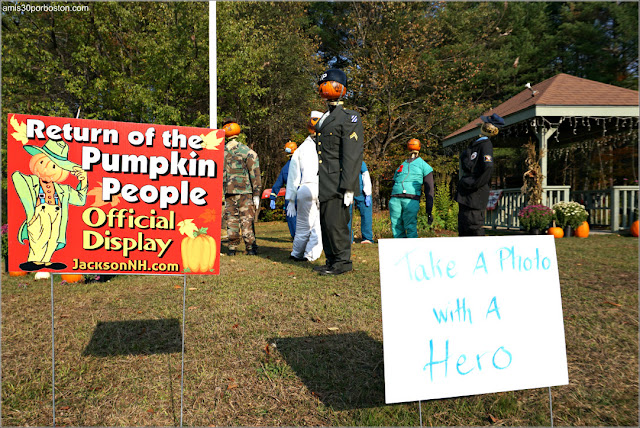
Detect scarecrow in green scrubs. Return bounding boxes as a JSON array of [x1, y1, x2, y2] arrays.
[[389, 138, 434, 238]]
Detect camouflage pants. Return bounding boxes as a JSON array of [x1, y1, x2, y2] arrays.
[[224, 193, 256, 250]]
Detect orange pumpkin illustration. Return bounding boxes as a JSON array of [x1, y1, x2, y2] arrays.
[[178, 219, 217, 273]]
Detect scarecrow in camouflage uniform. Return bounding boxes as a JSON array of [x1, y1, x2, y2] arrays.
[[222, 119, 262, 256]]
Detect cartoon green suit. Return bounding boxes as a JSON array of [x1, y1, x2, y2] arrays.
[[12, 171, 87, 253]]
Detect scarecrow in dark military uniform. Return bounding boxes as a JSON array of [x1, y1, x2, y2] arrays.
[[455, 113, 504, 236], [313, 69, 364, 275], [222, 119, 262, 255]]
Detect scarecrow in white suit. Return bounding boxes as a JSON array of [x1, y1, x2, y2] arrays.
[[285, 111, 323, 262]]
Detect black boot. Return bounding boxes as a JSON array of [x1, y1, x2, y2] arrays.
[[246, 245, 258, 256], [227, 249, 237, 256]]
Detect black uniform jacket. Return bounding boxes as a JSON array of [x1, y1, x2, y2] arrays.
[[455, 136, 494, 210], [315, 104, 364, 203]]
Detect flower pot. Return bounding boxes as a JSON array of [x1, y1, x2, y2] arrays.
[[529, 228, 541, 235], [563, 226, 572, 237]]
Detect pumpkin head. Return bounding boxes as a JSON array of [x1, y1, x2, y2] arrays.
[[284, 141, 297, 155], [631, 220, 639, 237], [407, 138, 421, 152], [318, 81, 347, 100], [307, 111, 322, 134], [29, 153, 70, 183], [318, 68, 347, 100], [61, 274, 83, 283], [574, 221, 590, 238], [547, 227, 564, 238], [222, 122, 241, 138]]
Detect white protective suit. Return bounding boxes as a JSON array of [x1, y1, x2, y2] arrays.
[[285, 135, 322, 261]]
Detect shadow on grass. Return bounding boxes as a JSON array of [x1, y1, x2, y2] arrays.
[[221, 242, 303, 265], [83, 319, 183, 356], [273, 331, 385, 410], [256, 236, 293, 244]]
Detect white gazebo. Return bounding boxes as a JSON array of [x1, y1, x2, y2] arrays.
[[442, 73, 639, 231]]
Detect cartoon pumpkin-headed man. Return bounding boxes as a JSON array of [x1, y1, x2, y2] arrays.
[[12, 139, 88, 271]]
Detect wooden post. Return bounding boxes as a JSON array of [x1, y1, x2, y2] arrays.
[[537, 126, 557, 205], [611, 187, 620, 232]]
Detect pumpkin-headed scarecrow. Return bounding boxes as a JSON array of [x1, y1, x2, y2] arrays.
[[12, 139, 88, 271]]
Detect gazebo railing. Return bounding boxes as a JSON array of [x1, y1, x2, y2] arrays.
[[485, 188, 525, 230], [572, 186, 638, 231], [485, 185, 637, 231], [485, 186, 571, 230], [542, 186, 571, 206]]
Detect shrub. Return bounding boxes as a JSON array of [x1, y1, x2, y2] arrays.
[[518, 205, 553, 231], [259, 199, 287, 222], [427, 181, 458, 233], [552, 201, 588, 229], [371, 212, 393, 239], [1, 224, 8, 258]]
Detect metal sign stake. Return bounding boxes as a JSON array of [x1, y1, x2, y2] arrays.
[[548, 387, 554, 427], [180, 274, 187, 427], [51, 274, 56, 427]]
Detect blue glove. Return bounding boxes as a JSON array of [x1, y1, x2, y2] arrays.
[[269, 199, 276, 210], [365, 195, 372, 207]]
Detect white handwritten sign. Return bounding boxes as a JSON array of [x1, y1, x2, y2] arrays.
[[379, 235, 568, 404]]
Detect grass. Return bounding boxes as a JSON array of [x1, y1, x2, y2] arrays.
[[1, 219, 638, 426]]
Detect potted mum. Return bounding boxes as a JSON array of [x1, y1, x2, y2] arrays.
[[518, 205, 553, 234], [552, 201, 588, 237]]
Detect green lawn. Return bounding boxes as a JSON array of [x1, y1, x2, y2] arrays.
[[1, 221, 638, 426]]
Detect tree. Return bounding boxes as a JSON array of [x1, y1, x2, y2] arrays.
[[332, 2, 505, 210], [549, 2, 638, 89], [1, 2, 210, 222], [216, 1, 323, 187]]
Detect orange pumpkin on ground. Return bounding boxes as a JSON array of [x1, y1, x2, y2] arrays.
[[631, 220, 639, 237], [574, 221, 590, 238], [178, 219, 217, 273], [9, 271, 27, 277], [547, 227, 564, 238], [61, 274, 83, 283]]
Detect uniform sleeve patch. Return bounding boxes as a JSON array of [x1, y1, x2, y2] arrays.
[[484, 155, 493, 162], [349, 131, 358, 141], [351, 115, 358, 123]]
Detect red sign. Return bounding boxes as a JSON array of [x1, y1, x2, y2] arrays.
[[7, 114, 224, 275]]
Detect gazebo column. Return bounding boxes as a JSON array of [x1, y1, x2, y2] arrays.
[[536, 125, 558, 204]]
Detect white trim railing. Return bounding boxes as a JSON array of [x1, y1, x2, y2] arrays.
[[572, 186, 638, 232], [485, 188, 525, 230], [486, 185, 637, 231]]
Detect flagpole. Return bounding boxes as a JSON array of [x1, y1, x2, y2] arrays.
[[210, 1, 217, 129]]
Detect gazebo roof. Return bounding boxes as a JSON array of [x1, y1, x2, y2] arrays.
[[442, 73, 639, 147]]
